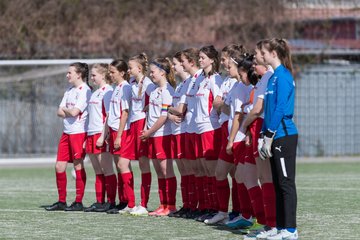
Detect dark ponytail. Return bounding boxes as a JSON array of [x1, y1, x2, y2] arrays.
[[237, 54, 260, 86]]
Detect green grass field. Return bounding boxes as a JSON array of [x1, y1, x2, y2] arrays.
[[1, 161, 360, 239]]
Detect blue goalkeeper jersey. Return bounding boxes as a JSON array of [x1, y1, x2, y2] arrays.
[[262, 64, 298, 140]]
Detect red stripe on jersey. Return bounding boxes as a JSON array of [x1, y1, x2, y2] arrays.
[[208, 90, 214, 115], [144, 93, 150, 111], [102, 99, 106, 123]]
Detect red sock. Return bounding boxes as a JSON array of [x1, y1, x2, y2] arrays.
[[105, 174, 117, 204], [117, 172, 126, 203], [231, 178, 240, 212], [203, 176, 210, 209], [122, 172, 135, 208], [216, 179, 230, 212], [262, 183, 276, 227], [140, 172, 151, 208], [248, 186, 266, 225], [75, 169, 86, 203], [211, 176, 219, 211], [188, 175, 197, 210], [180, 175, 189, 208], [95, 174, 105, 203], [158, 178, 167, 205], [237, 183, 252, 219], [56, 171, 67, 203], [195, 176, 205, 210], [166, 177, 177, 206]]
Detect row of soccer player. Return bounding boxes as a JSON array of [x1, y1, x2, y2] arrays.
[[45, 38, 298, 240]]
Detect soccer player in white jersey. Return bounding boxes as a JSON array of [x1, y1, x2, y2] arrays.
[[124, 53, 156, 216], [240, 41, 277, 239], [169, 48, 205, 219], [205, 44, 244, 225], [140, 58, 177, 216], [104, 60, 133, 214], [167, 51, 193, 217], [193, 45, 223, 222], [83, 63, 115, 213], [46, 62, 91, 211]]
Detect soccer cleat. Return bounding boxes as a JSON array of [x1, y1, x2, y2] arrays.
[[64, 202, 84, 211], [266, 229, 298, 240], [194, 209, 210, 221], [196, 210, 217, 222], [130, 206, 149, 216], [93, 202, 116, 212], [204, 211, 228, 225], [228, 211, 240, 221], [156, 205, 177, 216], [184, 209, 202, 219], [45, 201, 67, 211], [168, 207, 189, 218], [115, 202, 128, 211], [84, 202, 103, 212], [225, 215, 254, 229], [239, 220, 264, 234], [119, 206, 137, 214], [255, 227, 278, 239], [148, 205, 166, 216]]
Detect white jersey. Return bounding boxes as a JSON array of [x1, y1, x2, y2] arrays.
[[171, 76, 192, 135], [59, 83, 91, 134], [107, 81, 132, 131], [147, 83, 174, 137], [225, 82, 252, 143], [129, 76, 156, 123], [87, 84, 113, 136], [243, 68, 273, 118], [194, 73, 222, 133], [184, 69, 205, 134], [218, 76, 238, 126]]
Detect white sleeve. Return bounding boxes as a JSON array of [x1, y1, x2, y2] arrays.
[[234, 88, 247, 113], [210, 75, 221, 99], [257, 78, 268, 100], [59, 90, 69, 107], [103, 89, 113, 113], [161, 89, 172, 116], [74, 88, 90, 112], [121, 85, 132, 111]]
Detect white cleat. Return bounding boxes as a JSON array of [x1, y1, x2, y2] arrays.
[[119, 206, 137, 214], [130, 205, 149, 216], [266, 229, 298, 240], [256, 227, 278, 239], [204, 212, 228, 225]]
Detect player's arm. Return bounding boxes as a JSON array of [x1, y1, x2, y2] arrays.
[[62, 107, 81, 117], [213, 95, 223, 110], [57, 107, 66, 118], [226, 112, 244, 154], [241, 98, 264, 130], [169, 103, 186, 116]]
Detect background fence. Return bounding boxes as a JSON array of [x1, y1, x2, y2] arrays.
[[0, 62, 359, 157]]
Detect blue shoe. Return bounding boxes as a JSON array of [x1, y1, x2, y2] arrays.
[[225, 215, 254, 229]]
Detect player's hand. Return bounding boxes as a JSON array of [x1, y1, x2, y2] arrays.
[[245, 130, 252, 146], [140, 130, 150, 141], [96, 136, 104, 147], [226, 140, 233, 155], [260, 130, 275, 159], [114, 135, 121, 149]]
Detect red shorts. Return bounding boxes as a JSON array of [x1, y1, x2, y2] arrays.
[[184, 133, 199, 160], [85, 133, 107, 154], [57, 132, 87, 163], [128, 119, 149, 160], [197, 128, 222, 160], [148, 135, 172, 160], [218, 122, 234, 163], [232, 141, 246, 165], [244, 145, 256, 164], [171, 133, 186, 159], [249, 118, 263, 158], [109, 128, 131, 158]]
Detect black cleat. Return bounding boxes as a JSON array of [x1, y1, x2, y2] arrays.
[[115, 202, 128, 211], [64, 202, 84, 211], [84, 202, 103, 212], [45, 201, 67, 211], [94, 202, 116, 212], [168, 207, 189, 218]]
